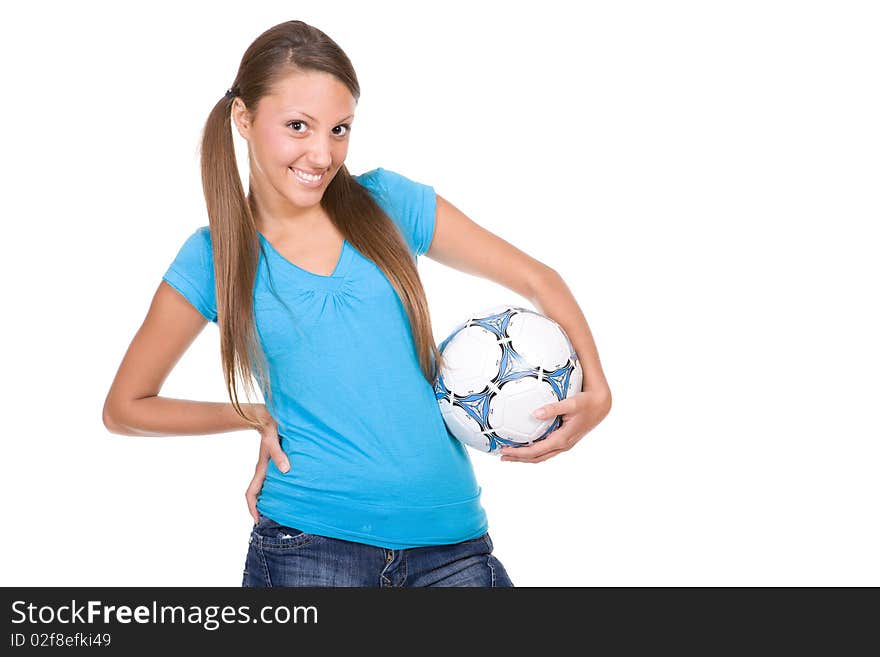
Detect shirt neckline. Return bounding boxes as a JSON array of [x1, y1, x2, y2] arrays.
[[257, 231, 352, 281]]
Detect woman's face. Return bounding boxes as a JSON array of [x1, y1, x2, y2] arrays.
[[233, 70, 356, 220]]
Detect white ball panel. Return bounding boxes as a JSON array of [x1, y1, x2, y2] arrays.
[[440, 326, 502, 395], [489, 377, 558, 442], [439, 397, 491, 452], [506, 312, 569, 371]]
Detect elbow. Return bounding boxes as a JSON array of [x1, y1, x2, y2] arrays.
[[529, 265, 562, 298], [597, 387, 612, 419], [102, 400, 128, 435], [583, 381, 612, 418], [102, 406, 119, 434]]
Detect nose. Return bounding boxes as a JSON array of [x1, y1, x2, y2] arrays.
[[305, 133, 334, 170]]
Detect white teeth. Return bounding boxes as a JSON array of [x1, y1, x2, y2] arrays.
[[291, 167, 323, 182]]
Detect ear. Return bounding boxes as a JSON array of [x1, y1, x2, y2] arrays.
[[230, 99, 253, 141]]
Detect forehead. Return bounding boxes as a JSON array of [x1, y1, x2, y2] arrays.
[[263, 71, 356, 118]]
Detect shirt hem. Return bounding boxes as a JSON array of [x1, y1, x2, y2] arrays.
[[256, 491, 489, 549]]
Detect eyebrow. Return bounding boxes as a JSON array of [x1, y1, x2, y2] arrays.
[[289, 110, 355, 123]]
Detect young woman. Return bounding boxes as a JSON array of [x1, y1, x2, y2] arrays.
[[102, 20, 612, 587]]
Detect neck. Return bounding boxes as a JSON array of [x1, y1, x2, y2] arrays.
[[248, 192, 327, 236]]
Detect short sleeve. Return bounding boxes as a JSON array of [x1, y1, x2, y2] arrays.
[[356, 167, 437, 257], [161, 225, 218, 323]]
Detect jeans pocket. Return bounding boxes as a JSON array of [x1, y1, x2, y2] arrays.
[[454, 531, 491, 550], [252, 513, 319, 549]]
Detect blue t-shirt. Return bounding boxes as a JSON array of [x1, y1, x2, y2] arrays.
[[162, 167, 488, 549]]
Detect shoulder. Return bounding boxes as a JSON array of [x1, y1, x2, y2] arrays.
[[352, 167, 435, 215], [183, 225, 213, 256], [167, 224, 214, 270], [162, 224, 218, 322], [352, 166, 391, 198], [352, 166, 385, 189], [352, 167, 436, 257], [194, 224, 212, 248], [173, 224, 212, 245], [353, 167, 431, 197]]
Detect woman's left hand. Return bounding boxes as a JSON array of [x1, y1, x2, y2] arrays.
[[499, 387, 611, 463]]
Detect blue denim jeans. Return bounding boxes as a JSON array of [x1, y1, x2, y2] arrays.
[[242, 513, 514, 587]]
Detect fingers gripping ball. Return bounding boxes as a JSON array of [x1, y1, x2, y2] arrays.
[[433, 304, 582, 455]]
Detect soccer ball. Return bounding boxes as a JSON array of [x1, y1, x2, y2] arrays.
[[433, 304, 583, 455]]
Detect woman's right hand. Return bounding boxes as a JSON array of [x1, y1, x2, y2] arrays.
[[245, 406, 290, 525]]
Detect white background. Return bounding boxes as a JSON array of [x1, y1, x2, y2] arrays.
[[1, 0, 877, 586]]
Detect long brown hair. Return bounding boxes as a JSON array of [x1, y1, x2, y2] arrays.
[[198, 20, 444, 430]]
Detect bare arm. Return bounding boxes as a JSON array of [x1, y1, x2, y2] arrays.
[[102, 280, 269, 436], [426, 194, 610, 396]]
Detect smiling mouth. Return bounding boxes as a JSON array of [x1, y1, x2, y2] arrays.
[[289, 167, 326, 183]]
